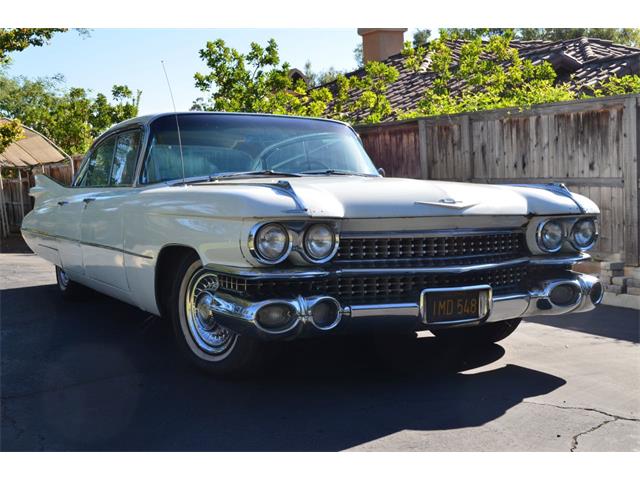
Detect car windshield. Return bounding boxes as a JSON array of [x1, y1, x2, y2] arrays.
[[139, 114, 379, 184]]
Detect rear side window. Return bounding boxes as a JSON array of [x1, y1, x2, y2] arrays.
[[110, 130, 141, 186], [80, 137, 116, 187]]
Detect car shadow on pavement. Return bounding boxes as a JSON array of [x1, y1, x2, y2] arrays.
[[1, 283, 566, 451]]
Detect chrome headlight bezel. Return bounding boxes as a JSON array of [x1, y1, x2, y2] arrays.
[[302, 223, 339, 264], [249, 222, 292, 265], [569, 218, 598, 251], [536, 219, 564, 253]]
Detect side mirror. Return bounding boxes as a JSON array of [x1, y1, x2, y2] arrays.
[[377, 167, 386, 177]]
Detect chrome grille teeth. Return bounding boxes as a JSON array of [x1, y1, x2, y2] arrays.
[[336, 232, 524, 263]]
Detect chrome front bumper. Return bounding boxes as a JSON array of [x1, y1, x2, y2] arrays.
[[207, 271, 603, 340]]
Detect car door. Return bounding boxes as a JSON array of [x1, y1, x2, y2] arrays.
[[80, 129, 142, 291], [54, 139, 119, 277]]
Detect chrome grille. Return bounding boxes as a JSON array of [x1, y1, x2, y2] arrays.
[[336, 231, 525, 265], [217, 275, 248, 294], [219, 264, 542, 304]]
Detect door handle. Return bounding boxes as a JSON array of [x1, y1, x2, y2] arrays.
[[57, 201, 68, 206]]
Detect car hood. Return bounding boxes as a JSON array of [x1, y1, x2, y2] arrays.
[[174, 176, 598, 218]]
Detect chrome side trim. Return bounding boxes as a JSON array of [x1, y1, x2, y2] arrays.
[[339, 227, 523, 239], [208, 253, 590, 279], [528, 253, 591, 265], [340, 257, 529, 275], [21, 228, 154, 260]]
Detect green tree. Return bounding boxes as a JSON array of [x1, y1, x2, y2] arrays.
[[412, 29, 432, 47], [193, 38, 401, 124], [0, 28, 67, 64], [401, 30, 575, 117], [0, 118, 24, 154], [193, 38, 335, 117], [303, 61, 341, 87], [583, 74, 640, 96], [353, 43, 364, 67], [0, 74, 141, 154], [193, 38, 332, 117], [518, 28, 640, 46], [345, 61, 400, 123], [439, 28, 640, 46]]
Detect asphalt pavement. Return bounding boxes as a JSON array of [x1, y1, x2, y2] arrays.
[[1, 252, 639, 451]]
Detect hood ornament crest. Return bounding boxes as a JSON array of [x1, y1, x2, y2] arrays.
[[415, 198, 478, 209]]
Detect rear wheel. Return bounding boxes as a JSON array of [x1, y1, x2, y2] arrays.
[[168, 252, 261, 376], [55, 266, 84, 300], [431, 318, 522, 345]]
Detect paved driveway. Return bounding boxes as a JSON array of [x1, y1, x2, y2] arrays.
[[1, 253, 639, 451]]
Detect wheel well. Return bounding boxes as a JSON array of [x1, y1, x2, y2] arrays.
[[155, 245, 199, 318]]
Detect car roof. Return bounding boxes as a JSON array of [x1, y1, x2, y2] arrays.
[[98, 111, 352, 141]]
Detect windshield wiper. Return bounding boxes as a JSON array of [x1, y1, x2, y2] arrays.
[[184, 170, 303, 184], [300, 169, 375, 177], [211, 170, 303, 180]]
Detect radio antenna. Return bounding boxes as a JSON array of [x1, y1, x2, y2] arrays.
[[161, 60, 186, 186]]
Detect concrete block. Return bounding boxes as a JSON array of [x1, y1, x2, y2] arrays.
[[605, 284, 625, 294], [602, 292, 640, 310], [627, 278, 640, 288], [612, 276, 631, 286], [599, 274, 613, 284], [602, 261, 625, 270], [632, 269, 640, 280], [601, 268, 624, 276], [626, 287, 640, 296]]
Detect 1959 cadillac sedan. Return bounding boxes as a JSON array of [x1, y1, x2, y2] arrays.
[[21, 112, 603, 374]]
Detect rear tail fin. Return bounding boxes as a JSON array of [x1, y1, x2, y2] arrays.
[[30, 174, 69, 203]]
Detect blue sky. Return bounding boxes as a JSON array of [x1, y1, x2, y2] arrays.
[[4, 28, 383, 115]]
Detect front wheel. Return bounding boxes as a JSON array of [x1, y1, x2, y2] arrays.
[[431, 318, 522, 345], [168, 252, 261, 376]]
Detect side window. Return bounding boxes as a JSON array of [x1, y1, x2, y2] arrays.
[[111, 130, 141, 186], [80, 137, 116, 187]]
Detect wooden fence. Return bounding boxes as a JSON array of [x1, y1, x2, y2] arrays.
[[0, 156, 81, 234], [356, 94, 640, 265]]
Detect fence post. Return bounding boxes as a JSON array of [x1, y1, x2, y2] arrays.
[[0, 169, 8, 238], [17, 169, 25, 226], [460, 114, 473, 181], [418, 119, 429, 179], [623, 96, 639, 266]]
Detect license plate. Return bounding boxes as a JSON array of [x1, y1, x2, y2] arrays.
[[421, 286, 492, 324]]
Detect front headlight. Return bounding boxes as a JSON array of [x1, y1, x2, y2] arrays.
[[570, 218, 597, 250], [253, 223, 290, 263], [537, 220, 564, 253], [303, 224, 337, 262]]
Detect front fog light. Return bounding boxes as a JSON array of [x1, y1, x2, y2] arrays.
[[570, 218, 597, 250], [256, 304, 296, 331], [538, 220, 564, 253]]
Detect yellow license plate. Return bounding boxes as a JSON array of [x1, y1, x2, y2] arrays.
[[422, 287, 491, 323]]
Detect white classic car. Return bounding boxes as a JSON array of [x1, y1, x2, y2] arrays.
[[22, 112, 603, 374]]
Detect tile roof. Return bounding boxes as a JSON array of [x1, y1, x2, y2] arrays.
[[323, 37, 640, 122]]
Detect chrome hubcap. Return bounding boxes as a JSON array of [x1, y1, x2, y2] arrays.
[[185, 270, 236, 355]]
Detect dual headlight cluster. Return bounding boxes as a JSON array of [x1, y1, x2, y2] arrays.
[[537, 217, 598, 253], [250, 222, 338, 265]]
